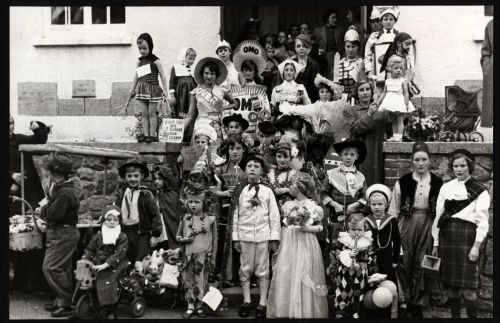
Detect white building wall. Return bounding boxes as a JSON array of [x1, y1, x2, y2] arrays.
[[397, 6, 489, 97], [10, 6, 491, 140]]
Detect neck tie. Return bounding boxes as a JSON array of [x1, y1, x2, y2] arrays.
[[125, 187, 139, 219]]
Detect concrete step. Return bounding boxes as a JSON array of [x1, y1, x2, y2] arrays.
[[221, 286, 260, 307]]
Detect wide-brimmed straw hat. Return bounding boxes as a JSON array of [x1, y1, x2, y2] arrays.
[[193, 57, 228, 86]]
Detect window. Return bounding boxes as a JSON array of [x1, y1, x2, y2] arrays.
[[37, 6, 129, 46], [50, 6, 126, 25]]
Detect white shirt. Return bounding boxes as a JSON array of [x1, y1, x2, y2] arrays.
[[431, 177, 490, 247], [121, 188, 140, 226], [389, 172, 431, 218], [270, 80, 311, 106]]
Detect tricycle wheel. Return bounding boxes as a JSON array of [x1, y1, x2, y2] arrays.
[[130, 297, 146, 317], [76, 293, 100, 319]]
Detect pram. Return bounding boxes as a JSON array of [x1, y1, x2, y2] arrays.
[[438, 85, 484, 142]]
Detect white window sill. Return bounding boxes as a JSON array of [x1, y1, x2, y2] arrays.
[[34, 36, 132, 47]]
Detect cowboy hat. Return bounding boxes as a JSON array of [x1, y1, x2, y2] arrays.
[[222, 113, 250, 130], [233, 40, 267, 79], [47, 153, 75, 175], [332, 138, 367, 165], [193, 57, 228, 86], [118, 158, 149, 178]]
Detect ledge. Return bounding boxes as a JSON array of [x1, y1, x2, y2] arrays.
[[34, 37, 132, 47], [53, 141, 182, 154], [383, 142, 493, 155]]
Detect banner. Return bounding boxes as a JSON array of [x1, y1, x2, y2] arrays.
[[228, 84, 271, 133], [158, 118, 184, 143]]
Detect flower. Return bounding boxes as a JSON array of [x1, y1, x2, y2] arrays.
[[283, 204, 317, 228]]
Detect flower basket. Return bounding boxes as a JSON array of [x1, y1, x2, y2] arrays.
[[403, 108, 441, 142]]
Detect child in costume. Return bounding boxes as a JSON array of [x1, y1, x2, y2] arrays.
[[291, 34, 320, 103], [127, 33, 169, 143], [153, 165, 182, 250], [176, 187, 218, 319], [81, 205, 129, 318], [321, 139, 367, 244], [267, 173, 328, 318], [376, 55, 415, 142], [116, 159, 163, 269], [327, 213, 385, 318], [270, 59, 311, 108], [232, 154, 281, 319], [364, 184, 401, 318], [169, 47, 197, 118], [216, 40, 240, 88]]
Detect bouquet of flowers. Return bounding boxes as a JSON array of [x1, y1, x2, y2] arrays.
[[283, 204, 318, 228], [404, 107, 441, 142]]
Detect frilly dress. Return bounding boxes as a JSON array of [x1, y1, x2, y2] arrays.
[[378, 77, 415, 113], [267, 199, 329, 318]]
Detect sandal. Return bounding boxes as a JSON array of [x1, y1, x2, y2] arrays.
[[196, 307, 206, 318], [183, 309, 194, 319]]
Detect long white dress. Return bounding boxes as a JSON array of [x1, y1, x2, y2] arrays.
[[267, 199, 329, 318]]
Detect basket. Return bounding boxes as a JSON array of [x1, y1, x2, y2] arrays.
[[9, 196, 43, 251], [9, 230, 43, 251], [421, 255, 441, 278]]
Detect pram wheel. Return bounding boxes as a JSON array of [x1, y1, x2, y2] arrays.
[[130, 297, 146, 317], [76, 293, 100, 319], [439, 131, 456, 142], [468, 131, 484, 142], [456, 132, 467, 142]]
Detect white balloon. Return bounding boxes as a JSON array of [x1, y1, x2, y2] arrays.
[[373, 287, 393, 308]]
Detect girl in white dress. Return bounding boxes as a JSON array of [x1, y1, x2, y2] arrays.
[[376, 54, 415, 141]]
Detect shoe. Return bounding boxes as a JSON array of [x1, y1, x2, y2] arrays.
[[239, 303, 251, 318], [255, 304, 267, 319], [137, 135, 147, 143], [196, 307, 206, 318], [51, 306, 73, 317], [44, 303, 57, 311], [144, 136, 155, 143], [183, 309, 194, 319]]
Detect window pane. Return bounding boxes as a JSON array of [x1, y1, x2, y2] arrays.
[[51, 7, 65, 25], [110, 6, 126, 24], [92, 7, 107, 24], [70, 7, 84, 24]]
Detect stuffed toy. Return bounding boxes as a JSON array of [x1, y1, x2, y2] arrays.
[[148, 249, 166, 276]]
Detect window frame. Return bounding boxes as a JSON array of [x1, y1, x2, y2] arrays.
[[35, 6, 131, 47]]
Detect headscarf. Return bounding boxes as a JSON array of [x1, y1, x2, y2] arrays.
[[137, 33, 159, 61], [176, 47, 190, 64]]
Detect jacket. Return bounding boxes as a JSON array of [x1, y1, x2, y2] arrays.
[[41, 180, 79, 226], [232, 182, 281, 243], [115, 185, 163, 237], [313, 25, 344, 56]]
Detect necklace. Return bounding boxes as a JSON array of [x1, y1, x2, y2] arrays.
[[373, 220, 392, 250], [186, 213, 207, 237]]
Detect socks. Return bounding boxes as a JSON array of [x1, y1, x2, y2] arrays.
[[241, 281, 251, 304], [259, 279, 269, 306], [464, 299, 477, 318], [447, 297, 461, 318]]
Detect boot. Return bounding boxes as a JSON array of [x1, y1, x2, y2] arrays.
[[447, 297, 461, 318], [464, 299, 477, 318]]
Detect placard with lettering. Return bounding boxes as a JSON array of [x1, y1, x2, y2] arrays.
[[228, 84, 270, 133], [159, 118, 185, 143]]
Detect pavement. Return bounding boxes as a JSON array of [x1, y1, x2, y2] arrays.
[[9, 289, 493, 319]]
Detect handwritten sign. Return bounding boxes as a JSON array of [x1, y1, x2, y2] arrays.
[[159, 118, 184, 143], [229, 84, 270, 133]]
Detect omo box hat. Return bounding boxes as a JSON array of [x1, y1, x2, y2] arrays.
[[233, 40, 267, 80]]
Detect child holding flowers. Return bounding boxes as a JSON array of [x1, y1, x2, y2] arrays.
[[176, 187, 218, 319], [267, 173, 328, 318]]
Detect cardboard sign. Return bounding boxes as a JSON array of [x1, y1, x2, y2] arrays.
[[137, 64, 152, 78], [228, 84, 271, 133], [159, 118, 184, 143], [181, 146, 205, 171]]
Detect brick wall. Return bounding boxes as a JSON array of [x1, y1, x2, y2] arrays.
[[383, 142, 493, 312]]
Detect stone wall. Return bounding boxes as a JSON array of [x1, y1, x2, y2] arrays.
[[383, 142, 493, 313]]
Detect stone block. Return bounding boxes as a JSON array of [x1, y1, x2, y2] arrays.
[[72, 80, 96, 98], [58, 98, 84, 116], [110, 82, 140, 116], [18, 82, 58, 116], [95, 171, 120, 195], [84, 98, 111, 116], [87, 195, 114, 212]]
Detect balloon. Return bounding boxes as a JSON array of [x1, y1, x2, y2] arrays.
[[378, 280, 398, 297], [363, 290, 377, 310], [373, 287, 393, 308]]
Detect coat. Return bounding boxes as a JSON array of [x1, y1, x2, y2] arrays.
[[313, 25, 344, 56], [115, 186, 163, 237], [292, 56, 321, 103], [481, 19, 493, 127], [9, 122, 49, 215], [82, 231, 129, 306]]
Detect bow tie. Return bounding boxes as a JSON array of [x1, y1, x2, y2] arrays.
[[385, 29, 392, 34], [248, 182, 260, 191]]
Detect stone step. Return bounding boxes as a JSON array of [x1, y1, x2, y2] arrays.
[[221, 286, 260, 307]]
